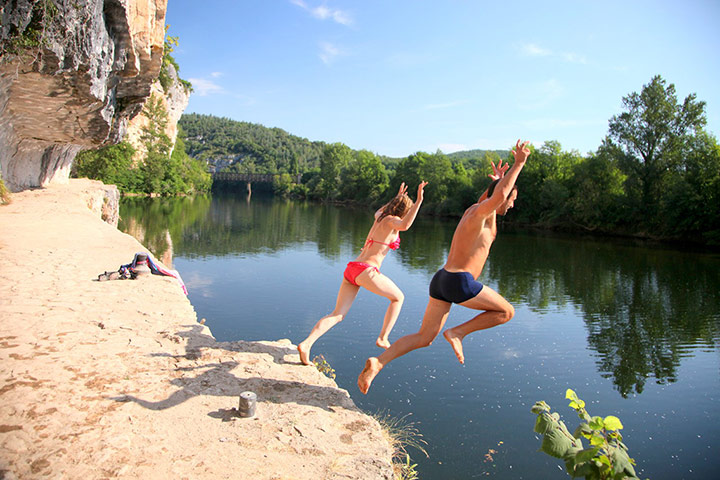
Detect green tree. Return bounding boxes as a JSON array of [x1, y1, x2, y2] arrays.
[[608, 75, 707, 227], [513, 141, 581, 225], [391, 153, 425, 196], [318, 142, 352, 199], [566, 140, 628, 232], [340, 150, 389, 202], [139, 94, 172, 194], [661, 131, 720, 243], [471, 151, 502, 194], [169, 133, 211, 194], [72, 142, 139, 191]]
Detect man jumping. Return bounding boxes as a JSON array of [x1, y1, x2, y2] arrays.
[[358, 139, 530, 394]]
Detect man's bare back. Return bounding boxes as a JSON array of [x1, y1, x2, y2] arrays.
[[443, 205, 497, 279]]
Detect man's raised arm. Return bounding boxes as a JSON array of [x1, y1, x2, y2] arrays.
[[481, 139, 530, 211]]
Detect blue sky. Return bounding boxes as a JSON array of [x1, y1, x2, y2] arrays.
[[167, 0, 720, 158]]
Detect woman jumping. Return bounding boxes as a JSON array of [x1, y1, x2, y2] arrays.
[[297, 181, 428, 365]]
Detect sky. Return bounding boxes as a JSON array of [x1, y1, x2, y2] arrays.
[[166, 0, 720, 158]]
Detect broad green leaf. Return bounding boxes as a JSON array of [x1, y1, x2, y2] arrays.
[[566, 389, 586, 409], [610, 447, 639, 478], [604, 415, 624, 431], [575, 446, 601, 464], [589, 416, 605, 430], [597, 454, 613, 476], [573, 423, 592, 440], [590, 434, 605, 447], [535, 414, 554, 434], [540, 428, 575, 458], [565, 457, 594, 478]]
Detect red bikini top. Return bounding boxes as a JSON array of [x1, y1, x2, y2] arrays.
[[365, 236, 401, 251]]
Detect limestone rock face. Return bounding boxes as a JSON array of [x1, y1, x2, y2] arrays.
[[0, 0, 168, 192], [124, 62, 191, 162]]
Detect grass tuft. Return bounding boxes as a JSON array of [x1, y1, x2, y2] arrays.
[[374, 410, 428, 480]]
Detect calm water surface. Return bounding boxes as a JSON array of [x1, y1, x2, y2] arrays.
[[120, 194, 720, 480]]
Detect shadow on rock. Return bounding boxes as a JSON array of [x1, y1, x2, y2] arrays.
[[110, 325, 352, 413]]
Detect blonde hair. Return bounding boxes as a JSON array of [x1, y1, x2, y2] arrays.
[[378, 194, 413, 221]]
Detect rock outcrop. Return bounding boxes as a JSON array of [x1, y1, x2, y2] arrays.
[[0, 0, 168, 192], [124, 61, 190, 162]]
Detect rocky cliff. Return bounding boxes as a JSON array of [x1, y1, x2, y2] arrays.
[[124, 61, 190, 162], [0, 0, 168, 192]]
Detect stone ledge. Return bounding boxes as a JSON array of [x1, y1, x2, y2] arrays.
[[0, 179, 393, 479]]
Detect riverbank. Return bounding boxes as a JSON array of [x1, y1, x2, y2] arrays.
[[0, 179, 393, 479]]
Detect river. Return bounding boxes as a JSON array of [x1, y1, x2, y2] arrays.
[[119, 193, 720, 479]]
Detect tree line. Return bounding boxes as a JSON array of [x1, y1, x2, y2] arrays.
[[187, 75, 719, 245], [80, 74, 719, 245]]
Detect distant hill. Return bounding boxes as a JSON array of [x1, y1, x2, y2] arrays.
[[446, 149, 510, 168], [179, 113, 327, 174], [179, 113, 509, 173]]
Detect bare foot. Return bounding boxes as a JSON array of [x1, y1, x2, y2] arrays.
[[297, 342, 312, 366], [376, 337, 390, 349], [357, 357, 381, 394], [443, 329, 465, 364]]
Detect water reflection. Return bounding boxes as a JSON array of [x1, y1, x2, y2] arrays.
[[485, 232, 720, 397], [120, 195, 720, 399], [119, 195, 212, 265]]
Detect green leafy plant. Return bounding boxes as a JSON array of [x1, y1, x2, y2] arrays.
[[311, 354, 336, 379], [398, 454, 419, 480], [0, 0, 59, 61], [531, 389, 642, 479], [159, 30, 193, 93]]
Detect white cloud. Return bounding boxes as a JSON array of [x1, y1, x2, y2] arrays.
[[210, 72, 223, 78], [187, 77, 224, 96], [562, 52, 587, 64], [522, 43, 552, 57], [183, 272, 215, 298], [291, 0, 353, 26], [319, 42, 344, 64], [520, 43, 587, 64]]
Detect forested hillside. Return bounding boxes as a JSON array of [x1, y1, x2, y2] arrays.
[[179, 114, 327, 174], [177, 75, 719, 245], [179, 113, 504, 174]]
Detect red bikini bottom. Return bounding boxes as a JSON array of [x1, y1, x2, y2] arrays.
[[343, 261, 378, 286]]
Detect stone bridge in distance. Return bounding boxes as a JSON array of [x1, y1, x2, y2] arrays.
[[211, 172, 302, 193]]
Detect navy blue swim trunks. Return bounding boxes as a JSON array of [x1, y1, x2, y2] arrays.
[[429, 268, 484, 304]]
